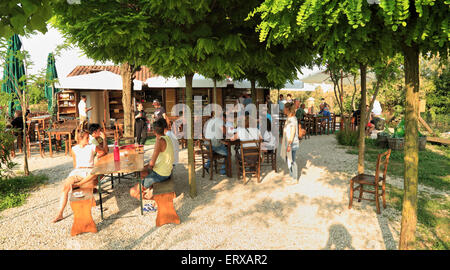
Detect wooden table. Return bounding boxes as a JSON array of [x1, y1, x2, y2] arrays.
[[47, 126, 76, 157], [222, 139, 240, 178], [90, 148, 145, 220], [30, 115, 51, 130]]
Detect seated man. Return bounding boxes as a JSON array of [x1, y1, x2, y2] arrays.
[[52, 130, 108, 223], [88, 123, 109, 157], [130, 118, 174, 200], [203, 111, 227, 175]]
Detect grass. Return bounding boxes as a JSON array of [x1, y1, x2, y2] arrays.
[[346, 139, 450, 191], [0, 174, 48, 212], [345, 138, 450, 249], [386, 184, 449, 250]]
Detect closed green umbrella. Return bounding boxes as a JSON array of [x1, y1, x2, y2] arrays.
[[1, 34, 25, 117], [44, 53, 59, 114]]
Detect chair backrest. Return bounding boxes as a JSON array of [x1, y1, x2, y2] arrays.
[[239, 139, 261, 166], [199, 139, 213, 160], [375, 149, 391, 183]]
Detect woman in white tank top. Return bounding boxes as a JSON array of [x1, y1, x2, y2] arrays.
[[52, 129, 107, 223]]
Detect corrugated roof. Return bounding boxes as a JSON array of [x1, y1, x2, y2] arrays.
[[67, 65, 155, 82]]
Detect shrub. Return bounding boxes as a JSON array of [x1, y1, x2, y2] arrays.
[[0, 120, 17, 178], [336, 128, 360, 146]]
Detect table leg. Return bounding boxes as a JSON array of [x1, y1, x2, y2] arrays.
[[49, 132, 53, 157], [98, 175, 103, 220], [138, 172, 143, 215], [69, 133, 72, 156]]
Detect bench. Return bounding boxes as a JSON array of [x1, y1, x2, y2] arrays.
[[151, 176, 180, 227], [69, 188, 97, 236]]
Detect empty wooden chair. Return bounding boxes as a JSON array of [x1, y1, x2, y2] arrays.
[[26, 122, 45, 158], [236, 139, 262, 184], [349, 149, 391, 214]]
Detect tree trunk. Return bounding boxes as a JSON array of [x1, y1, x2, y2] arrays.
[[250, 79, 257, 104], [213, 78, 217, 105], [185, 73, 196, 198], [399, 44, 420, 250], [120, 62, 134, 139], [21, 93, 29, 176], [358, 63, 367, 175], [351, 73, 358, 111]]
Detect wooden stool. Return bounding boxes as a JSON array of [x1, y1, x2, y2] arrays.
[[151, 177, 180, 227], [69, 188, 97, 236]]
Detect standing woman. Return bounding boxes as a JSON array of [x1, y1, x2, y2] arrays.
[[280, 102, 300, 182], [135, 102, 148, 145]]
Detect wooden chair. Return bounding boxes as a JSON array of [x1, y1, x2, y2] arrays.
[[115, 119, 135, 144], [349, 149, 392, 214], [102, 120, 116, 139], [303, 116, 312, 139], [26, 122, 45, 158], [331, 113, 337, 134], [236, 139, 262, 184], [199, 139, 227, 180], [261, 148, 277, 172]]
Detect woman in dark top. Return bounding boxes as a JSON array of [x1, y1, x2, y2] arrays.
[[135, 102, 148, 145]]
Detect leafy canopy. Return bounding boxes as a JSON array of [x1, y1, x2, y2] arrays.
[[0, 0, 53, 38]]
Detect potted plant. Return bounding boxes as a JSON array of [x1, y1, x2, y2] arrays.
[[388, 119, 405, 150], [418, 131, 427, 151], [377, 124, 391, 148]]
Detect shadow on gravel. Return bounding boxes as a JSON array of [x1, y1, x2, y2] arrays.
[[322, 223, 355, 250]]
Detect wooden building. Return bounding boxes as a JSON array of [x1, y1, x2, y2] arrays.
[[56, 65, 270, 126]]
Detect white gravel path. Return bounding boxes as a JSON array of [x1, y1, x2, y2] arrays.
[[1, 135, 403, 250]]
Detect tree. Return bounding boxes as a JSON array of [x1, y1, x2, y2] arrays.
[[254, 0, 449, 249], [0, 0, 53, 38], [52, 1, 153, 138], [253, 0, 396, 176]]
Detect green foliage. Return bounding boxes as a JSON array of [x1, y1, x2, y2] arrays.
[[336, 128, 359, 146], [0, 0, 53, 38], [0, 117, 17, 179], [0, 174, 48, 211], [426, 63, 450, 115]]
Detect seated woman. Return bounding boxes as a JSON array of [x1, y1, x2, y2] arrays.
[[52, 130, 107, 223], [130, 118, 174, 200], [230, 113, 263, 165]]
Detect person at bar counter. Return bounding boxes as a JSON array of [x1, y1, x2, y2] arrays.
[[135, 102, 148, 145], [130, 118, 174, 200], [78, 95, 93, 123], [151, 99, 170, 129], [52, 129, 107, 223]]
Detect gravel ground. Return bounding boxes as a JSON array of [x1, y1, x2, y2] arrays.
[[0, 135, 405, 250]]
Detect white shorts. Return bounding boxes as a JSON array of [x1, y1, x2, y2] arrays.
[[68, 168, 93, 178]]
